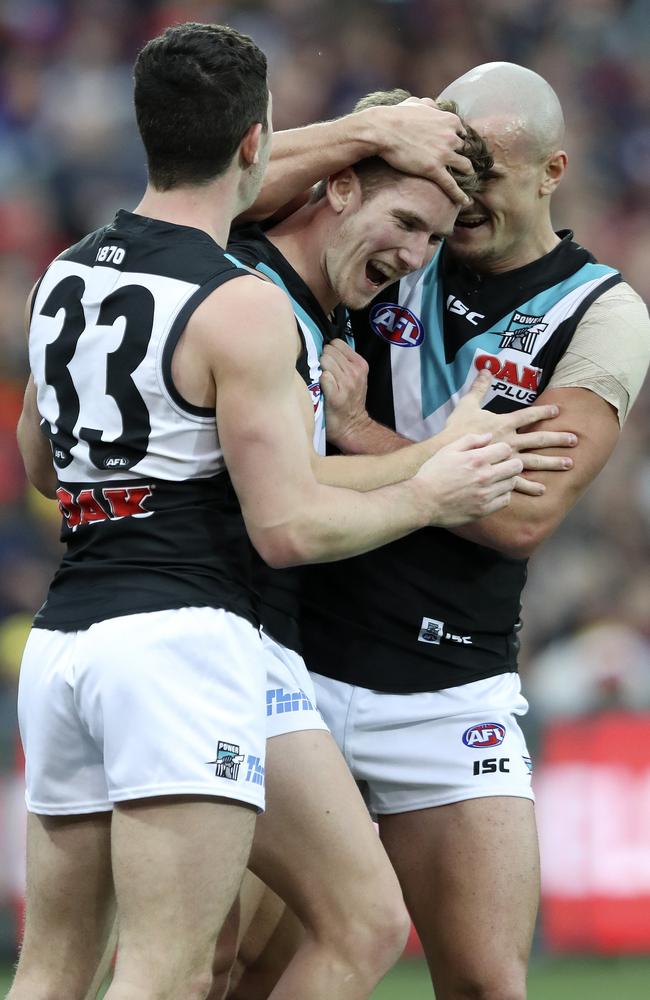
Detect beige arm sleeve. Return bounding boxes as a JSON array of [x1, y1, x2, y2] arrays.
[[548, 282, 650, 425]]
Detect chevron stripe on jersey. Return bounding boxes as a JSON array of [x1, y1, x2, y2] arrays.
[[300, 233, 622, 692], [370, 235, 621, 440]]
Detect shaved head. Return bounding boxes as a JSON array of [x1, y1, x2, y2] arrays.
[[438, 62, 565, 162]]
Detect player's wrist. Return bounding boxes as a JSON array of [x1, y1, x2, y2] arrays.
[[349, 107, 392, 158], [328, 409, 375, 453], [406, 472, 442, 529]]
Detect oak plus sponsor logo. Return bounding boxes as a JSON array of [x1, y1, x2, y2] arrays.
[[370, 302, 424, 347], [56, 484, 153, 531], [475, 353, 541, 405], [462, 722, 506, 748]]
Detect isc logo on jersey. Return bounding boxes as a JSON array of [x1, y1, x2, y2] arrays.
[[370, 303, 424, 347], [462, 723, 506, 748]]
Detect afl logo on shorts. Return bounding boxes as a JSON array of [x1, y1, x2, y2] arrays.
[[462, 723, 506, 748], [370, 303, 424, 347]]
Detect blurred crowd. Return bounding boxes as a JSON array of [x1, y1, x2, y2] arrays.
[[1, 0, 649, 899]]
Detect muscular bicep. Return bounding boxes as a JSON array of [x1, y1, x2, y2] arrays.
[[17, 375, 58, 498], [453, 385, 621, 557], [195, 280, 317, 546]]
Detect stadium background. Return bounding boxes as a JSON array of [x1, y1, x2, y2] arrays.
[[0, 0, 649, 995]]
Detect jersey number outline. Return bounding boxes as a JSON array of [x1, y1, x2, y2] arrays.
[[39, 275, 155, 471]]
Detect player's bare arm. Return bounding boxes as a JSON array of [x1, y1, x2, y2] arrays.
[[452, 385, 621, 559], [321, 337, 577, 492], [243, 100, 472, 223], [17, 288, 58, 499], [17, 375, 58, 499], [187, 277, 523, 564]]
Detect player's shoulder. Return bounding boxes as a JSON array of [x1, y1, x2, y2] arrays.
[[580, 280, 649, 327], [204, 269, 292, 313], [191, 271, 296, 349]]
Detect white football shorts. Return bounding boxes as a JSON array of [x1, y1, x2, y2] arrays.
[[261, 627, 328, 739], [18, 607, 267, 815], [310, 671, 534, 815]]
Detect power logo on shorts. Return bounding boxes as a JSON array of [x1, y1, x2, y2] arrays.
[[370, 303, 424, 347], [462, 723, 506, 748], [208, 741, 245, 780]]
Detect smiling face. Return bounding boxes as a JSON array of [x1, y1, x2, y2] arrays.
[[323, 171, 459, 309], [446, 115, 562, 273]]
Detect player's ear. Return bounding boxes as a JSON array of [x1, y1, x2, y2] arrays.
[[327, 169, 359, 213], [539, 149, 567, 196], [240, 122, 264, 167]]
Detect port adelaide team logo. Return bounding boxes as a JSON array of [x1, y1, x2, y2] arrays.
[[369, 302, 424, 347], [498, 311, 547, 354], [462, 723, 506, 748], [207, 741, 245, 780]]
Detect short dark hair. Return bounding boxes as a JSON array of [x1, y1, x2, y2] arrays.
[[134, 22, 268, 190], [311, 88, 492, 203]]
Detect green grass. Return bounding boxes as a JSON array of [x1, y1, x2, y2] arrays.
[[372, 956, 650, 999], [3, 956, 650, 998]]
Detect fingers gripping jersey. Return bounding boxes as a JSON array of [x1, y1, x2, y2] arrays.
[[30, 211, 257, 631], [301, 233, 622, 692]]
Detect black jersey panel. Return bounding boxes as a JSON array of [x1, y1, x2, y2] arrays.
[[301, 526, 524, 690], [32, 213, 258, 630], [62, 210, 241, 285], [227, 224, 345, 654], [301, 235, 621, 692], [36, 473, 255, 631]]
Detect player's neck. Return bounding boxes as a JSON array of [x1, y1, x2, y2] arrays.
[[268, 204, 339, 314], [133, 177, 241, 248]]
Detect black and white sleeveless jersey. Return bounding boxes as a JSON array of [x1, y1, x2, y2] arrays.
[[227, 224, 350, 652], [301, 233, 622, 692], [30, 210, 256, 631]]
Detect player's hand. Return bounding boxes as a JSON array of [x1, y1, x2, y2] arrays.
[[415, 434, 523, 527], [444, 370, 577, 477], [320, 339, 371, 448], [358, 98, 472, 207], [511, 448, 577, 497]]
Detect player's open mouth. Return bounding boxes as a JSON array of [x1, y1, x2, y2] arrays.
[[454, 216, 488, 229], [366, 260, 392, 286]]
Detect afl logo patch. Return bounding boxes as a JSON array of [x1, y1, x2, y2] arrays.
[[308, 381, 322, 413], [370, 303, 424, 347], [462, 723, 506, 748]]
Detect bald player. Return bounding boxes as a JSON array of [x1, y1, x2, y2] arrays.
[[224, 64, 650, 999]]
